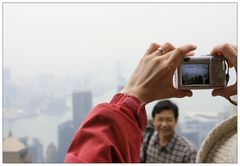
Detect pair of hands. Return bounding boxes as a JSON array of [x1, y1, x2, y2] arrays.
[[121, 43, 237, 104]]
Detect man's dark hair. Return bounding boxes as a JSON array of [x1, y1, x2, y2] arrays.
[[152, 100, 179, 120]]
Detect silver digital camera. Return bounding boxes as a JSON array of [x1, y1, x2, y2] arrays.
[[175, 55, 227, 89]]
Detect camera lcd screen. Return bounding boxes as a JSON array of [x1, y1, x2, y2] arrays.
[[182, 64, 210, 85]]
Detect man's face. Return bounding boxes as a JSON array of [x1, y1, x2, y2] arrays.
[[152, 110, 177, 137]]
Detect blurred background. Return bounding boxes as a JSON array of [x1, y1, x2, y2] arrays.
[[2, 2, 237, 163]]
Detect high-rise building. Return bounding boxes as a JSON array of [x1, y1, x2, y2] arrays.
[[46, 142, 58, 163], [19, 137, 44, 163], [57, 120, 75, 162], [72, 91, 92, 130], [29, 138, 44, 163], [56, 91, 92, 162], [3, 132, 31, 163]]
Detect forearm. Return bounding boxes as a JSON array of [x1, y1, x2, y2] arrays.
[[65, 93, 147, 163]]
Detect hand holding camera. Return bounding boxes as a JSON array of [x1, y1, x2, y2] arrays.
[[121, 42, 196, 104], [210, 43, 237, 98], [121, 43, 237, 105]]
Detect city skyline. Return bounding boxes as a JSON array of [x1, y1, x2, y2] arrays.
[[3, 2, 237, 119], [2, 2, 237, 163]]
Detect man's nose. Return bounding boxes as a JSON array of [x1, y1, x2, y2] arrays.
[[161, 121, 168, 127]]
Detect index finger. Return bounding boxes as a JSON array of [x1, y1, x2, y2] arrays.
[[168, 44, 197, 67], [211, 44, 237, 68], [144, 43, 160, 57]]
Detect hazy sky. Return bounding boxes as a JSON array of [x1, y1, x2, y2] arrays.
[[4, 3, 237, 78], [3, 3, 237, 116]]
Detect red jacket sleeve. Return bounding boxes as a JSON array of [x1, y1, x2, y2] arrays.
[[64, 93, 147, 163]]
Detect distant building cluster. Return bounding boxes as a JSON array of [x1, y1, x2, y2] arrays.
[[3, 90, 93, 163], [3, 131, 43, 163], [3, 67, 125, 163], [3, 68, 236, 163]]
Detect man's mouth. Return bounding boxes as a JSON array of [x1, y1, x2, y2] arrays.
[[160, 129, 169, 132]]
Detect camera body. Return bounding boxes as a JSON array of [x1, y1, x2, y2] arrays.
[[175, 55, 226, 89]]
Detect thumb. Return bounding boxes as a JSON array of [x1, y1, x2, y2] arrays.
[[212, 84, 237, 97]]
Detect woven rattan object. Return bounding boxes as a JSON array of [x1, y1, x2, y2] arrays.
[[196, 114, 237, 163]]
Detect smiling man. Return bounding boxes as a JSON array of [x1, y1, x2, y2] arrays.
[[140, 100, 197, 163]]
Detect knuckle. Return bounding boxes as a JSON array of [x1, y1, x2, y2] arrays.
[[223, 43, 231, 50], [164, 42, 171, 47], [153, 58, 161, 65], [153, 58, 166, 68], [163, 42, 173, 51], [150, 42, 158, 48], [176, 47, 185, 54]]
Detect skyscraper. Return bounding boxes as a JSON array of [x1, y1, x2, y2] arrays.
[[56, 91, 92, 162], [57, 120, 75, 162], [28, 138, 44, 163], [46, 142, 58, 163], [72, 91, 92, 130], [19, 137, 44, 163]]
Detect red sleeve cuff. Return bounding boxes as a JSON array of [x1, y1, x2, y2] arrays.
[[110, 93, 147, 131]]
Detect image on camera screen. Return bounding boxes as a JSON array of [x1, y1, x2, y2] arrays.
[[182, 64, 210, 85]]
